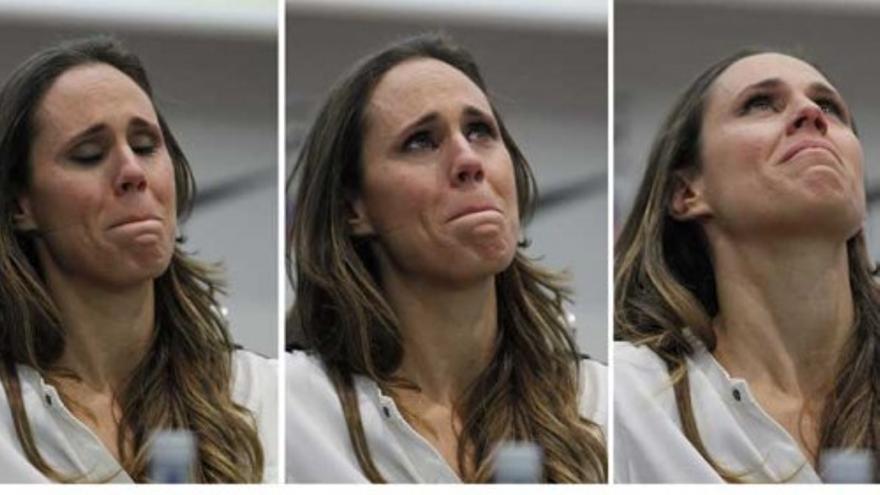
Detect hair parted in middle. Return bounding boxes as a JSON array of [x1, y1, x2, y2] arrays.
[[288, 33, 607, 482], [615, 49, 880, 482]]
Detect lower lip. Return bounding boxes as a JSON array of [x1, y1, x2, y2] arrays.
[[787, 147, 835, 162], [450, 210, 502, 222], [110, 219, 164, 235]]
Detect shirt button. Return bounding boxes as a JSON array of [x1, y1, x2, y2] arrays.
[[45, 394, 52, 406], [382, 406, 391, 418], [732, 389, 742, 402]]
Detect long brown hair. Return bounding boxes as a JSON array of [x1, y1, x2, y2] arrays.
[[0, 36, 264, 482], [615, 49, 880, 481], [288, 33, 606, 482]]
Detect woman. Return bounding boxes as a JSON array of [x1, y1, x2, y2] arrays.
[[615, 49, 877, 483], [286, 34, 607, 483], [0, 36, 276, 482]]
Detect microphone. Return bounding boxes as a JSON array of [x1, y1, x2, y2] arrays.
[[492, 441, 543, 483], [149, 429, 197, 483]]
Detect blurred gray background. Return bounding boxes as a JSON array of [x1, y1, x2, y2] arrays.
[[0, 0, 278, 357], [616, 0, 880, 260], [287, 0, 609, 362]]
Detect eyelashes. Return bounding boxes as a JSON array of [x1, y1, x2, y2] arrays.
[[68, 134, 161, 165], [464, 121, 495, 141], [70, 142, 105, 164], [401, 120, 498, 153], [739, 92, 849, 122], [814, 97, 846, 119], [402, 129, 436, 152], [740, 93, 777, 114]]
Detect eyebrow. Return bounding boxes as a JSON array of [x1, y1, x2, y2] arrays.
[[64, 116, 159, 146], [736, 78, 841, 100], [397, 105, 493, 136], [66, 123, 105, 145]]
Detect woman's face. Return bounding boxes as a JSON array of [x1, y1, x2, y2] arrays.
[[16, 63, 177, 290], [688, 53, 865, 241], [354, 57, 519, 288]]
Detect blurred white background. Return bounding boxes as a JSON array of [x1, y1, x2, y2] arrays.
[[287, 0, 609, 362], [616, 0, 880, 263], [0, 0, 279, 357]]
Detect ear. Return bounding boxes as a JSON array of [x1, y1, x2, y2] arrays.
[[12, 194, 38, 233], [347, 196, 375, 237], [669, 171, 712, 221]]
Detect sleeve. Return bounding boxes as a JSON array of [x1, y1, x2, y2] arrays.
[[232, 351, 279, 483], [578, 359, 608, 438], [0, 373, 54, 482]]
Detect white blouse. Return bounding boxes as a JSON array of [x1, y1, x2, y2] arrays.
[[614, 340, 819, 483], [0, 350, 278, 483], [285, 350, 607, 483]]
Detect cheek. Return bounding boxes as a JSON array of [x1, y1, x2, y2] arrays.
[[364, 169, 437, 230], [29, 173, 102, 229], [701, 128, 770, 192], [489, 151, 518, 206], [151, 157, 177, 214], [844, 135, 864, 176], [500, 167, 518, 210], [722, 127, 770, 168]]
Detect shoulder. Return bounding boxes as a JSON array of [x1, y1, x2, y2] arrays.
[[231, 349, 278, 405], [613, 341, 678, 399], [612, 341, 704, 482], [613, 341, 677, 417], [614, 341, 669, 375], [0, 366, 65, 482], [231, 349, 278, 483], [0, 370, 20, 449], [578, 358, 607, 433], [285, 349, 327, 382], [285, 350, 348, 421], [284, 351, 374, 482]]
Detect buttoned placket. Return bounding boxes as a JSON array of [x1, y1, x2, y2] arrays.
[[27, 366, 133, 483], [370, 383, 462, 483], [695, 351, 820, 482]]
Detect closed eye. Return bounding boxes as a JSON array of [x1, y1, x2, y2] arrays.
[[130, 133, 159, 156], [69, 142, 104, 165]]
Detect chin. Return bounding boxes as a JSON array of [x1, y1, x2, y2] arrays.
[[430, 250, 514, 289], [108, 249, 174, 288], [786, 197, 864, 240], [469, 246, 518, 280]]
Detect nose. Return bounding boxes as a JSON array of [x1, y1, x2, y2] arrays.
[[448, 134, 485, 187], [786, 98, 828, 136], [113, 147, 148, 196]]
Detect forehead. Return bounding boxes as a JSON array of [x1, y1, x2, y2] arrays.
[[36, 63, 156, 135], [366, 57, 492, 128], [708, 53, 835, 103]]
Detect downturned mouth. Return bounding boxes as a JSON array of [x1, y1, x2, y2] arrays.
[[109, 216, 162, 229], [781, 141, 838, 164], [448, 206, 501, 222]]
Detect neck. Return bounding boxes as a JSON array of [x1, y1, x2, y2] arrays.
[[708, 232, 853, 401], [43, 269, 155, 394], [383, 274, 498, 406]]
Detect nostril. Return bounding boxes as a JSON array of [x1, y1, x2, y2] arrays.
[[475, 170, 484, 181], [458, 171, 468, 182]]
